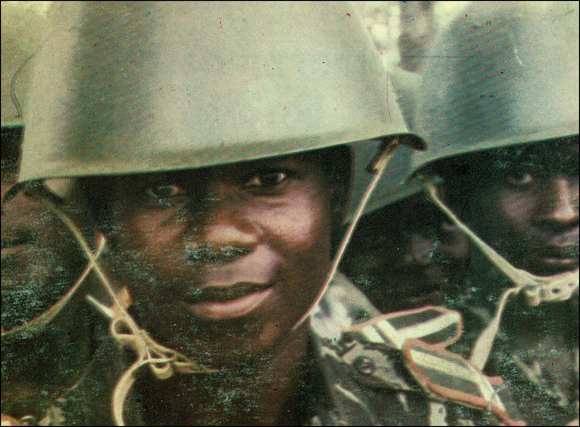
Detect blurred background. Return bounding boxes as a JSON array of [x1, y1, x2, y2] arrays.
[[352, 1, 471, 129], [353, 1, 471, 71]]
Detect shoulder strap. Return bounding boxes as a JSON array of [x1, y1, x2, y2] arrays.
[[334, 306, 463, 391], [404, 339, 526, 426], [342, 306, 462, 350], [338, 306, 527, 426]]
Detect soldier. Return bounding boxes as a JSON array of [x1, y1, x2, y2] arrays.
[[1, 3, 105, 425], [13, 2, 435, 425], [334, 146, 509, 427], [408, 2, 578, 425], [340, 1, 471, 315], [339, 148, 471, 314]]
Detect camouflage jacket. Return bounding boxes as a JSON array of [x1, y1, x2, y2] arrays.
[[447, 258, 579, 426], [2, 273, 534, 426], [0, 274, 429, 426], [313, 274, 529, 426]]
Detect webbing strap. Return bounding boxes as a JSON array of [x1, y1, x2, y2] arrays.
[[342, 306, 462, 350], [404, 339, 526, 426]]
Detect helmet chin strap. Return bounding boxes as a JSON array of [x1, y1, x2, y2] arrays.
[[6, 181, 218, 426], [420, 178, 579, 371], [292, 136, 405, 331]]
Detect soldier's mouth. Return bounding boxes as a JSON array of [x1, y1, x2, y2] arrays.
[[185, 282, 273, 303], [183, 282, 275, 319], [544, 245, 579, 259], [538, 244, 579, 263], [185, 282, 274, 319], [531, 246, 579, 275]]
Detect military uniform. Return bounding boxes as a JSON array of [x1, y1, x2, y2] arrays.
[[446, 252, 579, 426], [1, 275, 449, 426]]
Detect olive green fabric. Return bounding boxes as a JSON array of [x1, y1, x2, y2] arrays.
[[19, 2, 418, 186], [411, 1, 579, 175]]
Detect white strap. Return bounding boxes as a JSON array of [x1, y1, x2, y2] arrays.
[[429, 401, 448, 426], [469, 287, 519, 370], [25, 183, 220, 426]]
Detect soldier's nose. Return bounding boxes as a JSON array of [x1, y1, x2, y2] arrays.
[[538, 178, 579, 227], [186, 190, 258, 264]]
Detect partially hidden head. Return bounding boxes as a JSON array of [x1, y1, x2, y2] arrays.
[[1, 2, 88, 333]]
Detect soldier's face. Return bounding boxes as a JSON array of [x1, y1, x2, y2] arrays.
[[1, 132, 84, 332], [106, 151, 336, 366], [340, 193, 470, 313], [467, 138, 579, 276]]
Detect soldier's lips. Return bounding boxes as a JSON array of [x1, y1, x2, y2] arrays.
[[536, 256, 578, 268], [183, 282, 274, 319]]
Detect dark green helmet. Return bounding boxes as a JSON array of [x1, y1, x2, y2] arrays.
[[412, 1, 578, 173], [18, 2, 427, 222], [19, 2, 423, 190]]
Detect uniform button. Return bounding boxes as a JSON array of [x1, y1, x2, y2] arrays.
[[353, 356, 375, 375]]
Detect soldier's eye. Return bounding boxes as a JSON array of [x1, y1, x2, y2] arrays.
[[244, 170, 288, 188], [146, 185, 186, 199], [505, 169, 534, 187]]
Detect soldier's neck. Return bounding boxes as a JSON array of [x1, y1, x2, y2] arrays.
[[137, 323, 312, 426]]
